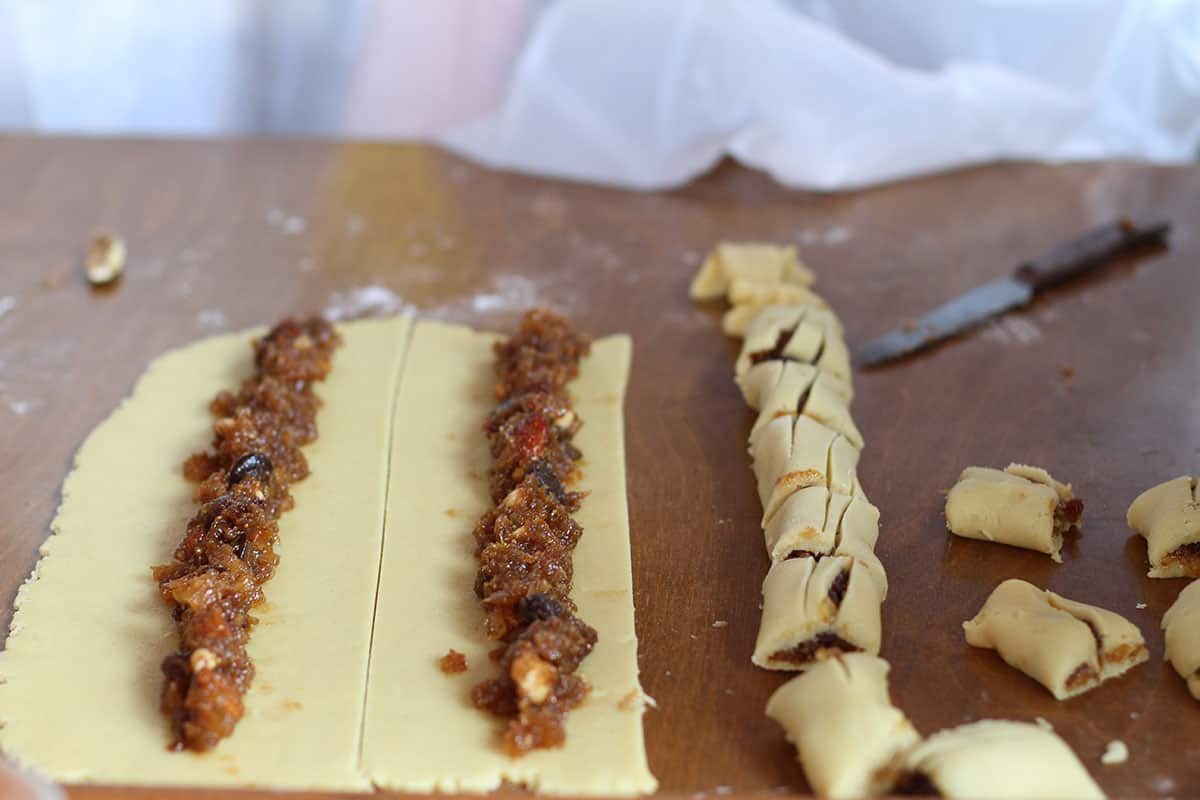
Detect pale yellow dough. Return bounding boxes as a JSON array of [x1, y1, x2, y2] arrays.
[[752, 555, 883, 670], [1127, 475, 1200, 578], [0, 317, 412, 789], [945, 463, 1077, 562], [359, 321, 655, 796], [900, 720, 1104, 799], [689, 242, 815, 300], [1162, 579, 1200, 700], [963, 579, 1148, 700], [765, 654, 920, 799]]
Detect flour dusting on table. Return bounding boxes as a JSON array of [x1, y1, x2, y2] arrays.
[[324, 286, 409, 321]]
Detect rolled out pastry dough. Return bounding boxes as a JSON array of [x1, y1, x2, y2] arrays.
[[751, 414, 862, 524], [1162, 579, 1200, 700], [359, 321, 655, 796], [944, 463, 1078, 562], [899, 720, 1104, 799], [690, 242, 815, 300], [0, 318, 412, 790], [752, 555, 883, 670], [765, 654, 920, 799], [963, 579, 1148, 700], [1127, 475, 1200, 578]]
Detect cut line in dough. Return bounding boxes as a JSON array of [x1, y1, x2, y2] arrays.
[[0, 317, 412, 789], [359, 320, 655, 796]]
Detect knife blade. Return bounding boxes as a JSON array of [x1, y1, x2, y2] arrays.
[[856, 218, 1171, 368]]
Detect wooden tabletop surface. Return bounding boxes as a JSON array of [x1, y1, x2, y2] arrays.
[[0, 138, 1197, 799]]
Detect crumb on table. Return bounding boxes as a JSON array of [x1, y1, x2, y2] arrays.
[[438, 648, 469, 675]]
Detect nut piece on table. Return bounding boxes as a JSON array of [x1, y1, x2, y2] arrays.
[[963, 578, 1148, 700], [895, 720, 1104, 799], [944, 463, 1083, 562], [1127, 475, 1200, 578], [1162, 579, 1200, 701], [766, 654, 920, 799], [85, 234, 126, 286]]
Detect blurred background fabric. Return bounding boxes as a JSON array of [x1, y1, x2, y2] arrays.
[[0, 0, 1196, 189]]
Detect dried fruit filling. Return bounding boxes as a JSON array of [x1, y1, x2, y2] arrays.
[[153, 317, 340, 752], [470, 310, 599, 756]]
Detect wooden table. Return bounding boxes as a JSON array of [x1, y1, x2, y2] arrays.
[[1, 138, 1197, 799]]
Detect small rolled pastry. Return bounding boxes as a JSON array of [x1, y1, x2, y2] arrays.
[[895, 720, 1104, 799], [690, 242, 815, 300], [1127, 475, 1200, 578], [766, 654, 920, 799], [753, 554, 884, 670], [728, 277, 830, 313], [963, 579, 1148, 699], [944, 464, 1083, 562], [750, 414, 862, 524], [1162, 579, 1200, 700]]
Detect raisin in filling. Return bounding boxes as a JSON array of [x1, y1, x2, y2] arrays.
[[153, 317, 340, 752], [470, 310, 598, 756]]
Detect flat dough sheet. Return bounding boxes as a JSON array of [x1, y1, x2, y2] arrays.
[[0, 317, 412, 790], [360, 320, 656, 796]]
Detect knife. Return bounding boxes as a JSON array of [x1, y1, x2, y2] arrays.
[[856, 218, 1171, 368]]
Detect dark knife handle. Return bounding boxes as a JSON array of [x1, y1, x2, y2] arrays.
[[1014, 218, 1171, 291]]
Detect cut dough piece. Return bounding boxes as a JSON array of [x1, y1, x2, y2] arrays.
[[762, 491, 887, 595], [360, 321, 655, 796], [0, 317, 412, 789], [766, 654, 920, 799], [945, 463, 1082, 562], [1162, 579, 1200, 700], [750, 415, 862, 524], [963, 579, 1148, 700], [728, 277, 829, 311], [734, 307, 851, 388], [749, 363, 861, 447], [752, 554, 884, 670], [1127, 475, 1200, 578], [897, 720, 1104, 799], [690, 242, 815, 300]]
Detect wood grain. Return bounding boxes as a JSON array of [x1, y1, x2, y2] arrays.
[[0, 138, 1196, 798]]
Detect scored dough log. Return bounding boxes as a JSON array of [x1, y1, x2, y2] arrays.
[[746, 362, 861, 447], [897, 720, 1104, 799], [0, 317, 413, 790], [750, 414, 862, 524], [734, 306, 851, 387], [1127, 475, 1200, 578], [963, 579, 1148, 700], [752, 555, 883, 670], [765, 654, 920, 799], [690, 242, 815, 301], [1162, 580, 1200, 700], [359, 321, 655, 796], [945, 464, 1080, 562]]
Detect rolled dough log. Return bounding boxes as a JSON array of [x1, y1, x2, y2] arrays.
[[944, 463, 1079, 562], [359, 321, 655, 796], [750, 414, 862, 524], [765, 654, 920, 799], [898, 720, 1104, 799], [1162, 579, 1200, 700], [0, 317, 412, 789], [963, 579, 1147, 700], [1127, 475, 1200, 578]]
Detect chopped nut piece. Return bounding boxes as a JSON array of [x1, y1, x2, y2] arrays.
[[511, 651, 556, 705], [85, 234, 126, 285], [189, 648, 219, 673]]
